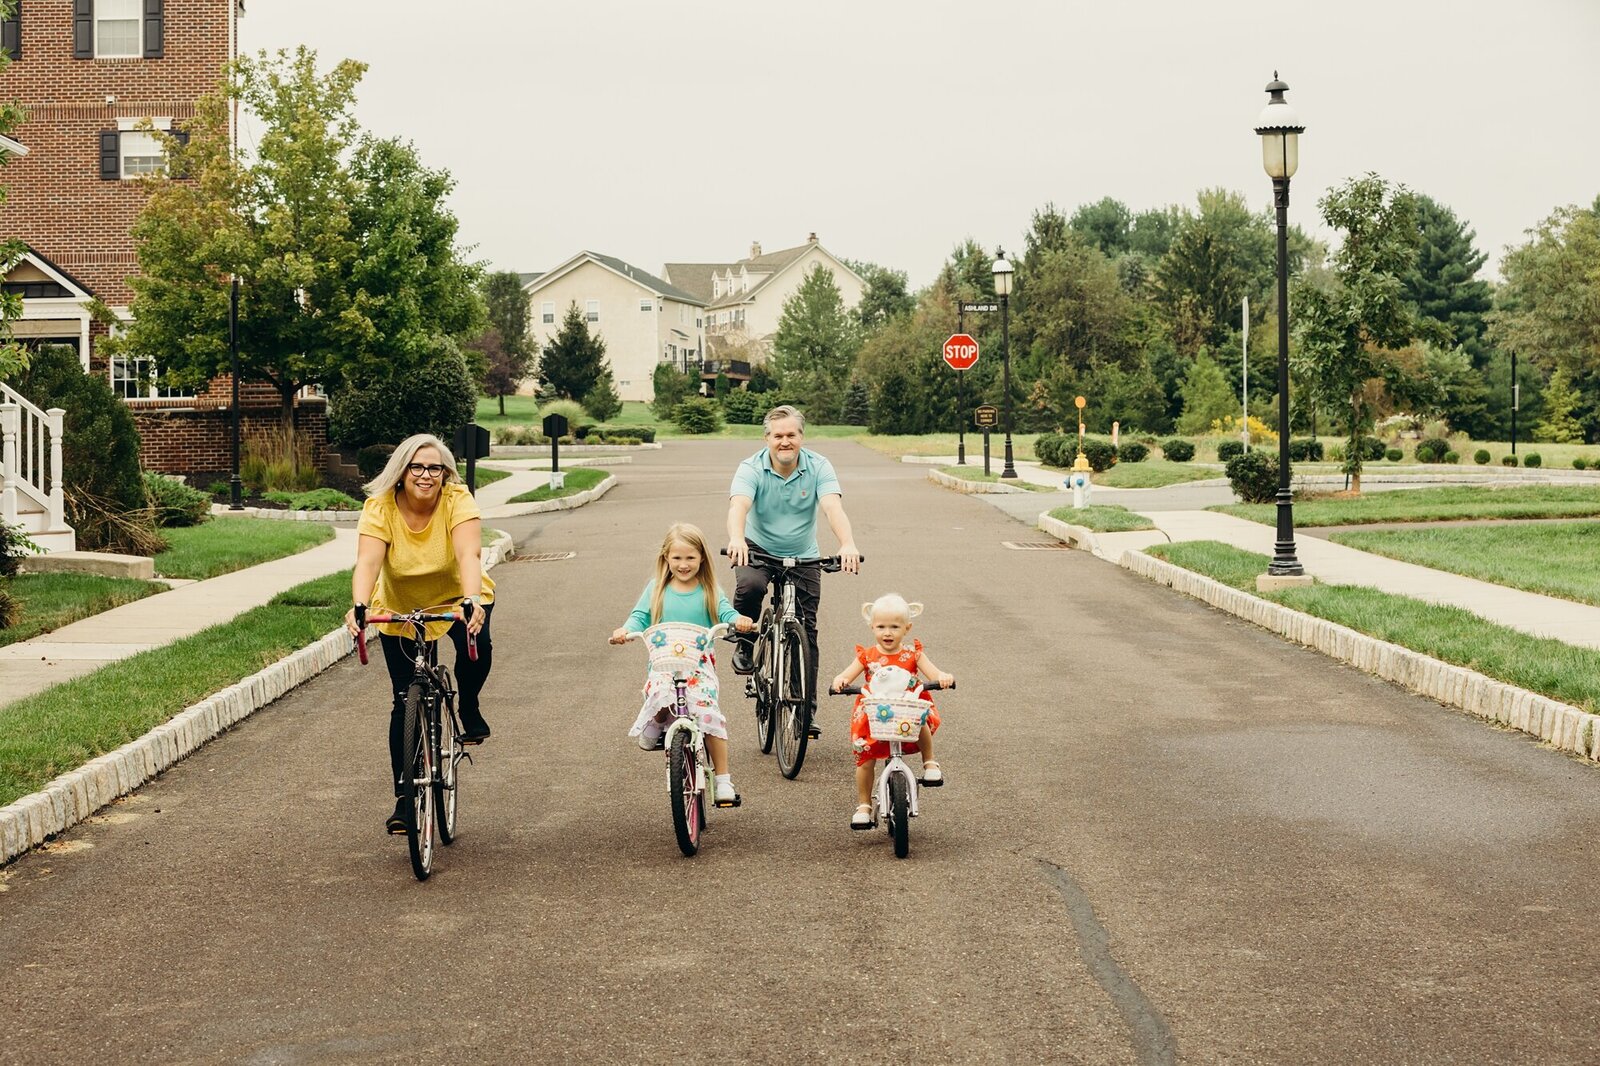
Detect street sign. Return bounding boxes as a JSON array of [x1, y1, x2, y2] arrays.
[[974, 404, 1000, 428], [943, 333, 980, 372], [960, 302, 999, 313]]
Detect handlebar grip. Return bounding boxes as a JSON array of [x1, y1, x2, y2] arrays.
[[354, 604, 368, 664], [467, 632, 478, 662], [356, 631, 368, 665]]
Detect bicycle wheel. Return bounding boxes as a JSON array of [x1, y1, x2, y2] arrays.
[[435, 689, 460, 845], [775, 625, 811, 780], [404, 682, 435, 880], [668, 729, 701, 857], [889, 772, 911, 859], [753, 614, 776, 754]]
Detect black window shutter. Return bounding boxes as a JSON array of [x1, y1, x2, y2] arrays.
[[99, 130, 120, 180], [74, 0, 93, 59], [171, 128, 189, 148], [1, 8, 20, 60], [143, 0, 162, 59]]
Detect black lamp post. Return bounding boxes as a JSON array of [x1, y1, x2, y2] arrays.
[[228, 273, 243, 510], [993, 249, 1017, 479], [1255, 73, 1304, 576]]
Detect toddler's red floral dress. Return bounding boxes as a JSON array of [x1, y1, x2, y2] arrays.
[[848, 640, 940, 766]]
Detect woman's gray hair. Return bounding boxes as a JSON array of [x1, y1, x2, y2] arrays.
[[763, 404, 806, 433], [364, 433, 459, 498]]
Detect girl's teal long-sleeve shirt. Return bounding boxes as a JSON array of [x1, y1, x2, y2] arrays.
[[624, 581, 740, 632]]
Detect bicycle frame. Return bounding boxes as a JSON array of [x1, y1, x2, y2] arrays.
[[875, 741, 922, 820]]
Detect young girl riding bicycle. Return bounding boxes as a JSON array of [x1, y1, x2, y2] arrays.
[[611, 523, 755, 804], [830, 593, 953, 829]]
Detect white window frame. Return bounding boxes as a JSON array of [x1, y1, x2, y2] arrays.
[[116, 117, 171, 179], [541, 301, 554, 324], [111, 355, 196, 400], [586, 299, 599, 323], [96, 0, 142, 58]]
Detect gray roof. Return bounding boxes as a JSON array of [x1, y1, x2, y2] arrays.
[[700, 242, 824, 310], [585, 251, 706, 306], [661, 262, 728, 304], [518, 272, 544, 288]]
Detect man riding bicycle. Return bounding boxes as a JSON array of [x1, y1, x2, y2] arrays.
[[726, 404, 860, 737]]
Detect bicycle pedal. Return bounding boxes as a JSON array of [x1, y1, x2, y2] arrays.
[[920, 777, 943, 787], [744, 680, 757, 698], [714, 795, 742, 808]]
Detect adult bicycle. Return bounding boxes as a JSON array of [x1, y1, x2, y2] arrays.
[[356, 606, 478, 881], [723, 547, 860, 780], [832, 678, 953, 859]]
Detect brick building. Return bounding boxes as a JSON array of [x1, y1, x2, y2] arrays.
[[0, 1, 325, 484]]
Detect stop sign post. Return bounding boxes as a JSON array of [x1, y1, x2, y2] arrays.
[[944, 333, 980, 464]]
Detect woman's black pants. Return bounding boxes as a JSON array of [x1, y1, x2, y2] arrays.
[[378, 604, 493, 796]]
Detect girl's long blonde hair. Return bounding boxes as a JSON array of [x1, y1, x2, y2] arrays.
[[650, 523, 721, 626]]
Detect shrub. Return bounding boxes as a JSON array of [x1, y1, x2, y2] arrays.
[[357, 444, 398, 479], [1080, 438, 1118, 472], [1575, 457, 1589, 470], [1475, 449, 1492, 465], [1525, 452, 1542, 468], [1161, 438, 1195, 462], [284, 488, 361, 511], [674, 396, 724, 434], [1, 521, 42, 578], [651, 363, 699, 419], [1385, 448, 1403, 462], [1287, 438, 1325, 463], [492, 425, 546, 446], [537, 397, 591, 436], [1444, 451, 1460, 464], [1415, 438, 1451, 464], [1503, 454, 1519, 467], [327, 341, 479, 449], [143, 472, 212, 527], [1216, 439, 1245, 463], [581, 424, 656, 444], [1117, 441, 1149, 463], [582, 371, 623, 423], [6, 345, 155, 553], [1327, 443, 1346, 462], [722, 388, 764, 425], [1225, 450, 1279, 504], [1358, 435, 1387, 462]]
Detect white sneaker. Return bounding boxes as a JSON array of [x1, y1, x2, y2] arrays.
[[922, 761, 944, 785], [637, 732, 663, 751]]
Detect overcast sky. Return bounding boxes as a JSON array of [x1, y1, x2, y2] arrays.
[[239, 0, 1600, 288]]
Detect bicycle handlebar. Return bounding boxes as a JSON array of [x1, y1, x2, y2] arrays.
[[720, 547, 863, 572], [832, 680, 955, 696], [354, 609, 477, 665], [619, 622, 732, 644]]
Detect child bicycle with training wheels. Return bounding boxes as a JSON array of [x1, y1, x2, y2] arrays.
[[829, 594, 953, 835], [611, 523, 755, 811]]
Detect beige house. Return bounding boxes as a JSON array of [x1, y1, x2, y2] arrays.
[[522, 252, 707, 404], [664, 234, 867, 363]]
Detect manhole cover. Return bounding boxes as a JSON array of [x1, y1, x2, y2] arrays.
[[1003, 541, 1069, 550], [522, 551, 576, 562]]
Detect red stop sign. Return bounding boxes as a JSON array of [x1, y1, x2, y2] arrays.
[[943, 333, 979, 371]]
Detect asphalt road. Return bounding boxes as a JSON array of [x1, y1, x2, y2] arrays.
[[5, 439, 1600, 1065]]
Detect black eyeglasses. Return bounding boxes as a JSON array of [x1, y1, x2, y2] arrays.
[[406, 463, 448, 478]]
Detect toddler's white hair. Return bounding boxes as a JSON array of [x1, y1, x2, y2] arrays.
[[861, 593, 924, 623]]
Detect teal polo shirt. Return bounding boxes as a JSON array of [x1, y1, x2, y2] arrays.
[[730, 446, 841, 558]]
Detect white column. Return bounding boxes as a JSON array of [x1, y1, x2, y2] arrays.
[[46, 408, 65, 529], [0, 402, 18, 526]]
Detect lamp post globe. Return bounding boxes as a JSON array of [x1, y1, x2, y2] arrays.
[[1255, 73, 1304, 576], [992, 249, 1017, 480]]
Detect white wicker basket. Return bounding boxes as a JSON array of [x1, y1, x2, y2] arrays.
[[864, 695, 931, 742], [643, 622, 712, 675]]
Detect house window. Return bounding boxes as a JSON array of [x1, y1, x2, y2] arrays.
[[119, 130, 164, 177], [111, 356, 194, 400], [640, 299, 652, 312], [586, 299, 599, 323], [541, 301, 554, 324], [96, 0, 142, 58]]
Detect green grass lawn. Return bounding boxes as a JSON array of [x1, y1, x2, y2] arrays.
[[858, 432, 1043, 461], [1047, 505, 1155, 532], [2, 573, 166, 648], [461, 463, 509, 489], [1147, 540, 1600, 713], [1214, 485, 1600, 527], [937, 466, 1051, 491], [507, 467, 610, 504], [1094, 460, 1221, 488], [1331, 522, 1600, 606], [0, 571, 353, 807], [153, 517, 334, 580]]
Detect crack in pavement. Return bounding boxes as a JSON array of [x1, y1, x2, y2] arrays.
[[1038, 858, 1176, 1066]]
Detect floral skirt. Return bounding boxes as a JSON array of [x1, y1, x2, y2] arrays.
[[630, 660, 726, 742], [850, 695, 938, 767]]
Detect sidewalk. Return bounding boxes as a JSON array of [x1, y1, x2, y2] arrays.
[[923, 455, 1600, 652], [0, 528, 361, 712]]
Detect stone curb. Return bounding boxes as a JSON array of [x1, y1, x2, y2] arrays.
[[1120, 549, 1600, 762], [1037, 511, 1102, 555], [925, 468, 1028, 494], [0, 534, 513, 867], [481, 474, 616, 519], [208, 504, 362, 523]]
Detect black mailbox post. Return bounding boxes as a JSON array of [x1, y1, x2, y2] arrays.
[[453, 422, 492, 494], [542, 413, 569, 485]]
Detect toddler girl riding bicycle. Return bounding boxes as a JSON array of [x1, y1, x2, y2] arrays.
[[611, 523, 755, 804], [829, 593, 953, 828]]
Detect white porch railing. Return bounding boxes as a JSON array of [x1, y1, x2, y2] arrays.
[[0, 382, 66, 534]]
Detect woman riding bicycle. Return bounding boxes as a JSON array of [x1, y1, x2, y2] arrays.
[[344, 433, 495, 835]]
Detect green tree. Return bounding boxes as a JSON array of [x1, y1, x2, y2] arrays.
[[474, 271, 534, 410], [713, 371, 731, 400], [1175, 350, 1237, 434], [1417, 342, 1488, 434], [772, 264, 860, 422], [841, 377, 871, 426], [540, 302, 607, 401], [1068, 196, 1132, 257], [0, 1, 27, 380], [472, 329, 520, 416], [1153, 189, 1275, 357], [1534, 365, 1584, 442], [1293, 175, 1436, 491], [651, 361, 699, 416], [844, 259, 913, 330], [1402, 195, 1492, 360], [584, 365, 622, 423]]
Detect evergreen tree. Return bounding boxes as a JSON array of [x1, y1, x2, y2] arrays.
[[1401, 195, 1492, 364], [651, 361, 697, 417], [1534, 366, 1584, 442], [583, 365, 622, 423], [841, 378, 871, 426], [713, 371, 731, 400], [540, 302, 606, 401], [844, 259, 914, 330], [772, 264, 860, 423], [1067, 196, 1132, 257], [869, 365, 922, 434], [1176, 351, 1237, 434]]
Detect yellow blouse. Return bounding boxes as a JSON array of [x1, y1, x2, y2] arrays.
[[358, 482, 496, 640]]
